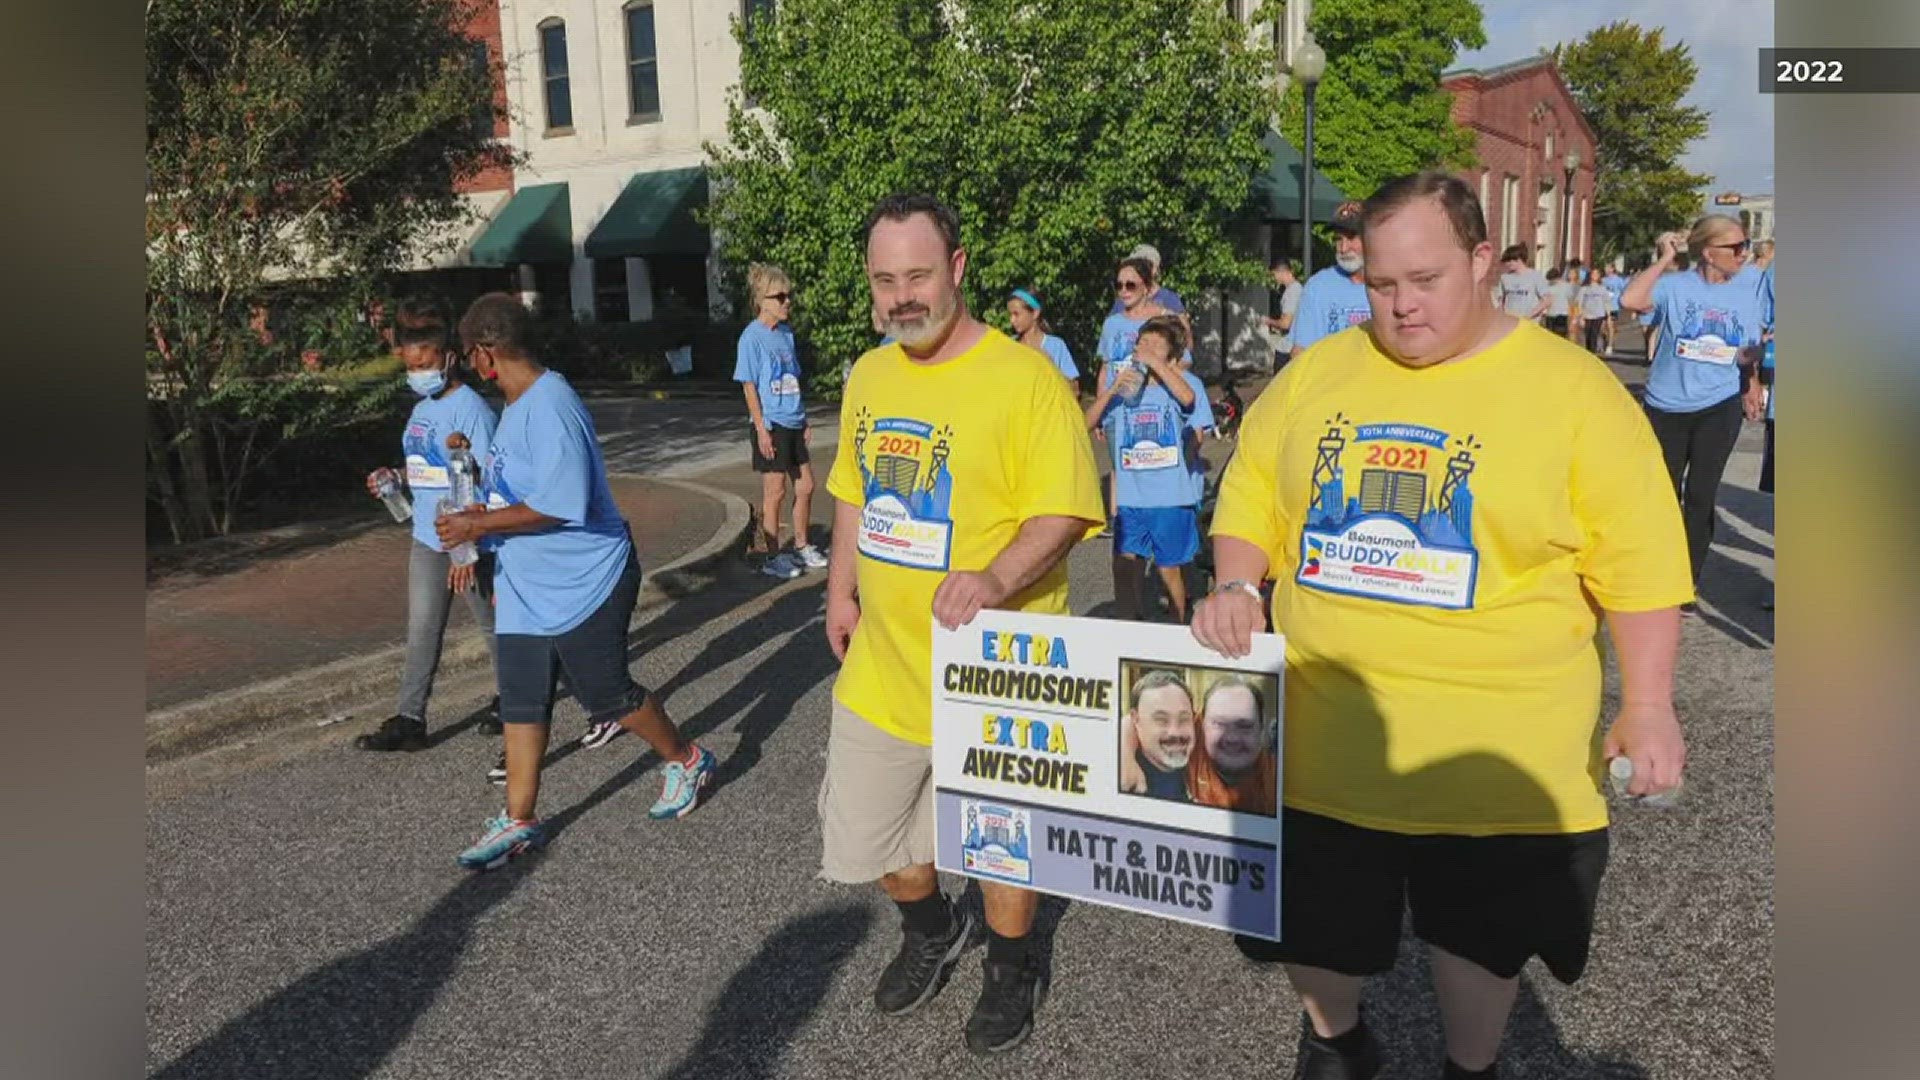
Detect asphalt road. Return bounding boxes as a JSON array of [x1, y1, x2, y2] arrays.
[[147, 397, 1773, 1080]]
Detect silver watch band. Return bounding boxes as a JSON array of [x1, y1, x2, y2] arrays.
[[1213, 579, 1262, 602]]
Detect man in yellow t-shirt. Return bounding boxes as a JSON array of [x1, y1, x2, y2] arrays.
[[1194, 172, 1692, 1080], [820, 193, 1103, 1056]]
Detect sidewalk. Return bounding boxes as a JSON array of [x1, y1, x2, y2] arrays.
[[146, 475, 743, 717]]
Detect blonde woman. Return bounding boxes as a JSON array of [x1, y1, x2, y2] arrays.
[[1620, 216, 1769, 602]]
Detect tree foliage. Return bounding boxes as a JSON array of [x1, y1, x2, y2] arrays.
[[1553, 22, 1712, 264], [146, 0, 510, 539], [707, 0, 1275, 389], [1274, 0, 1486, 205]]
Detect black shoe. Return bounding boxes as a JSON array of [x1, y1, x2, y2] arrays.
[[355, 715, 427, 752], [477, 697, 502, 736], [486, 752, 507, 785], [1680, 602, 1699, 617], [963, 955, 1048, 1055], [1234, 932, 1287, 964], [1292, 1014, 1382, 1080], [873, 902, 973, 1016]]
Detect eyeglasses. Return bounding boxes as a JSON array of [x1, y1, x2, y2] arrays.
[[1115, 280, 1142, 292], [1707, 241, 1750, 255], [765, 292, 793, 303]]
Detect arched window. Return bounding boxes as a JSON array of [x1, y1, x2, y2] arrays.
[[625, 2, 661, 121], [538, 19, 572, 132]]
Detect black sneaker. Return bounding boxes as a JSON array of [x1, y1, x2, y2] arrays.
[[962, 955, 1049, 1055], [1292, 1014, 1382, 1080], [477, 697, 502, 736], [355, 715, 426, 752], [873, 902, 973, 1016], [486, 752, 507, 785]]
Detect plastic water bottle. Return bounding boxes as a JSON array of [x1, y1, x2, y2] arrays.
[[1115, 355, 1146, 406], [440, 448, 478, 567], [1608, 756, 1682, 809], [374, 468, 412, 523]]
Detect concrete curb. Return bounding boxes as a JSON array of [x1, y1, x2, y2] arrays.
[[145, 475, 754, 764]]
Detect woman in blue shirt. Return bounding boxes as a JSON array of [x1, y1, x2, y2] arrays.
[[355, 300, 499, 752], [1006, 288, 1079, 387], [437, 294, 715, 870], [1620, 216, 1769, 601]]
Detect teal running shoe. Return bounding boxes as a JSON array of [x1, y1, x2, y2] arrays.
[[456, 813, 545, 870], [648, 745, 716, 819]]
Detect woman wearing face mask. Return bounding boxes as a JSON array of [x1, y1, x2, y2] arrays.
[[355, 299, 501, 752]]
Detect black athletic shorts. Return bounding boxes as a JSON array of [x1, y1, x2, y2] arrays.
[[751, 424, 809, 475], [1262, 808, 1609, 983], [495, 552, 649, 726]]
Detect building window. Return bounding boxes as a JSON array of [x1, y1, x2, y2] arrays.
[[539, 20, 572, 132], [1579, 197, 1589, 262], [470, 40, 494, 140], [625, 2, 661, 122], [1226, 0, 1246, 21], [743, 0, 776, 31], [594, 258, 632, 323], [1501, 175, 1520, 249], [648, 255, 711, 319], [1477, 171, 1489, 230]]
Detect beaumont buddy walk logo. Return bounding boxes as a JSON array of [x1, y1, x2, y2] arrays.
[[1298, 414, 1483, 610], [852, 408, 957, 571]]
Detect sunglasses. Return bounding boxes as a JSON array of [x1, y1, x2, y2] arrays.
[[1707, 241, 1749, 255], [1114, 280, 1143, 292], [764, 291, 793, 303]]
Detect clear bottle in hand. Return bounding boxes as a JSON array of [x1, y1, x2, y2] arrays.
[[373, 468, 412, 523], [440, 446, 479, 567]]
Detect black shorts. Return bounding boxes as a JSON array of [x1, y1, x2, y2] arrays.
[[751, 424, 809, 475], [495, 553, 650, 726], [1264, 809, 1609, 984], [1544, 315, 1570, 335]]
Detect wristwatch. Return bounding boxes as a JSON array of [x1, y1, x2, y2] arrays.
[[1212, 579, 1262, 603]]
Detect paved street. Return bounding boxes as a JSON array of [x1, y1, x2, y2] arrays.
[[147, 387, 1773, 1080]]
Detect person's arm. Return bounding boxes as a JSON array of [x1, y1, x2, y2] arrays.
[[1600, 607, 1686, 796], [824, 498, 862, 660], [437, 502, 563, 548], [932, 515, 1090, 631], [1085, 368, 1120, 430], [1620, 236, 1679, 313], [1191, 537, 1270, 658]]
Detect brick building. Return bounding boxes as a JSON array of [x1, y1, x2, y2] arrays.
[[1442, 56, 1597, 270]]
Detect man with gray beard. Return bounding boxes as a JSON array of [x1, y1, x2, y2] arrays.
[[1291, 202, 1373, 358]]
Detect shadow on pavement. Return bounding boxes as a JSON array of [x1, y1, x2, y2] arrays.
[[1697, 548, 1774, 650], [146, 514, 390, 586], [149, 870, 527, 1080], [656, 905, 875, 1080]]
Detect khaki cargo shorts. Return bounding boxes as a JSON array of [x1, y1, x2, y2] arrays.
[[817, 698, 938, 883]]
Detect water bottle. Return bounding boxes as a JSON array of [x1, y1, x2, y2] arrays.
[[1608, 756, 1682, 809], [373, 468, 412, 523], [1115, 354, 1146, 406], [440, 447, 478, 567]]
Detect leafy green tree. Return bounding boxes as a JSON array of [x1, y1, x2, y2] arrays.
[[1554, 22, 1712, 264], [146, 0, 510, 539], [1274, 0, 1486, 207], [708, 0, 1275, 390]]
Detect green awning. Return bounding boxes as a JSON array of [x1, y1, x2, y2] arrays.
[[583, 167, 709, 259], [1252, 129, 1348, 223], [469, 182, 573, 265]]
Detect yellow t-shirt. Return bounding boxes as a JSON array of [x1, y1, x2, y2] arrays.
[[829, 328, 1105, 745], [1211, 321, 1692, 835]]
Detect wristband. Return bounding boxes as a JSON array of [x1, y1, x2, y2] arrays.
[[1212, 579, 1262, 603]]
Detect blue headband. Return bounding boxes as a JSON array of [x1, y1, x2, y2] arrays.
[[1010, 288, 1042, 312]]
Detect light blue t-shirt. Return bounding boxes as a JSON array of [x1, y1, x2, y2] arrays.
[[1097, 312, 1192, 369], [1761, 266, 1776, 421], [1292, 267, 1372, 352], [1096, 366, 1213, 508], [1603, 273, 1627, 312], [733, 320, 805, 429], [1643, 270, 1769, 413], [401, 384, 497, 552], [481, 371, 633, 636], [1037, 335, 1078, 380]]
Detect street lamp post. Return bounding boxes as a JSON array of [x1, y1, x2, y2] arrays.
[[1295, 31, 1326, 280], [1562, 149, 1580, 267]]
